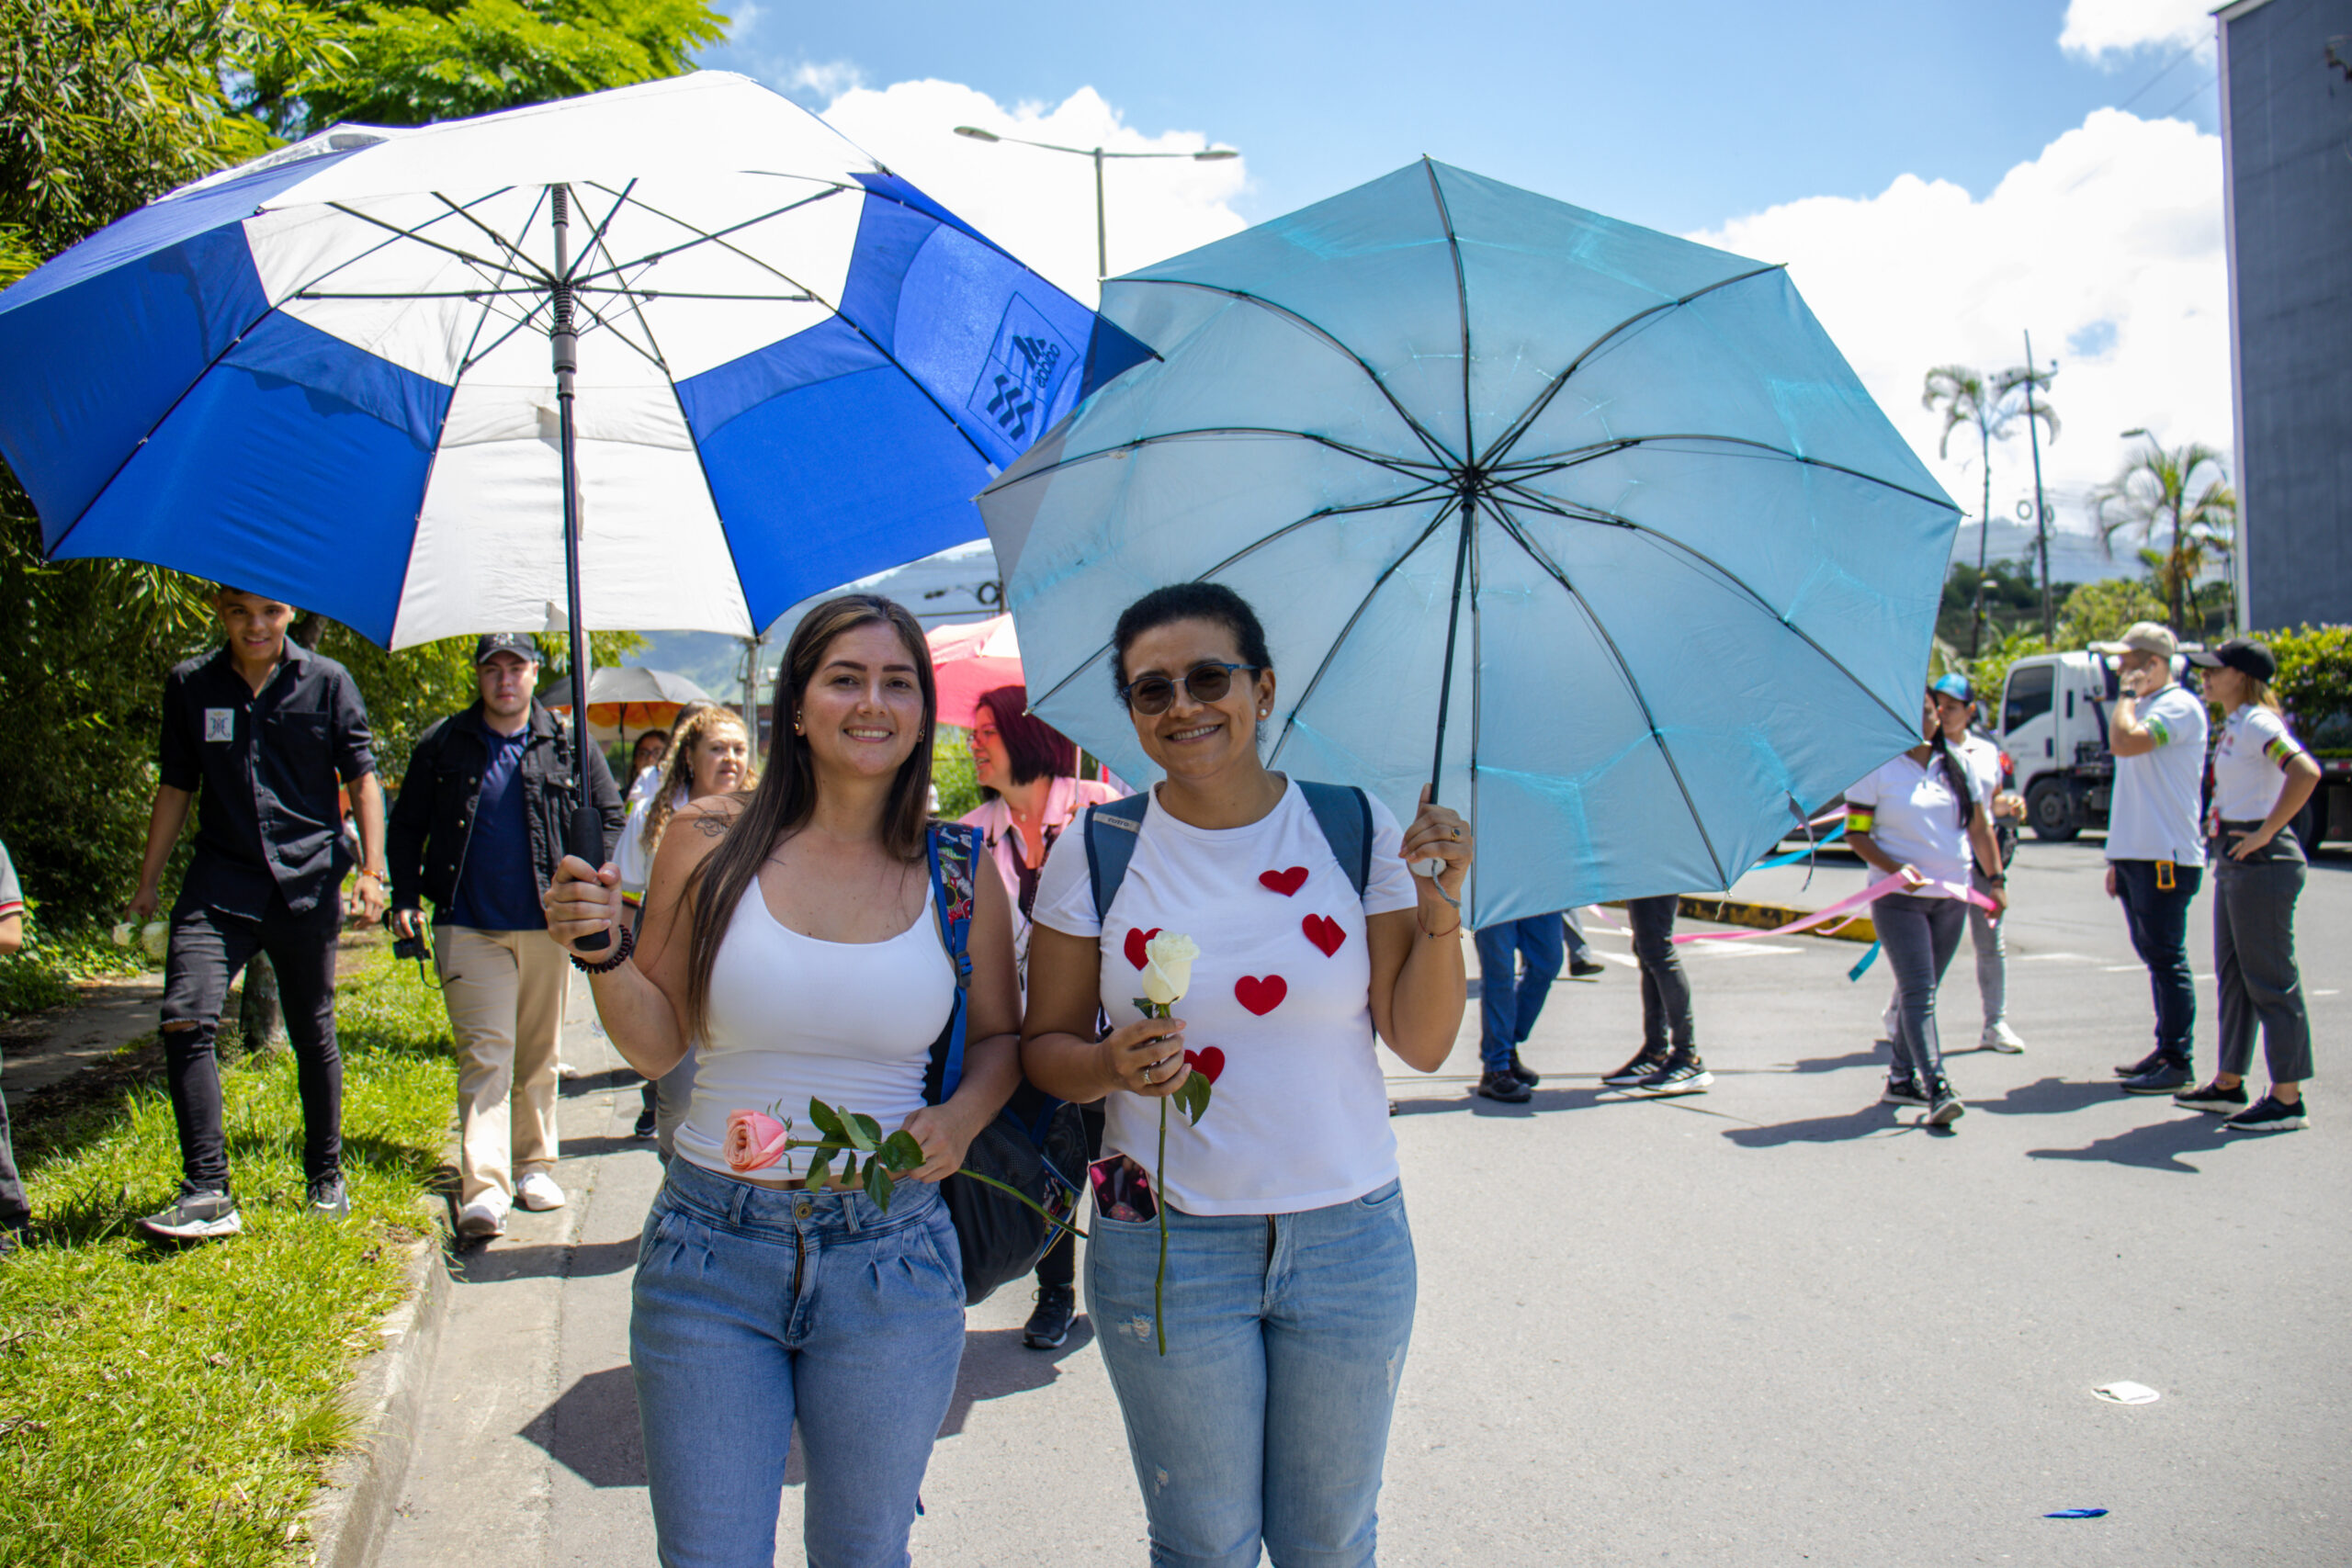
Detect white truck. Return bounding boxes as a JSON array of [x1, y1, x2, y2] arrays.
[[1997, 649, 2347, 847]]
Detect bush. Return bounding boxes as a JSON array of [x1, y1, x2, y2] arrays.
[[2257, 624, 2352, 756], [1963, 578, 2173, 714], [933, 732, 983, 820]]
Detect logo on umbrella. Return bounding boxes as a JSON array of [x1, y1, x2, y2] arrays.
[[970, 296, 1072, 443]]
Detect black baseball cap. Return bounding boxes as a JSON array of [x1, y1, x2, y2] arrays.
[[2187, 637, 2276, 683], [473, 632, 538, 665]]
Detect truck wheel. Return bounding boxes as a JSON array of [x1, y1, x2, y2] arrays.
[[2027, 779, 2080, 841]]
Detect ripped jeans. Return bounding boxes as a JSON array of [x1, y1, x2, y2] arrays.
[[1087, 1180, 1417, 1568]]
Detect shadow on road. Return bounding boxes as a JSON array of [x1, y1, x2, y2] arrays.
[[455, 1232, 644, 1283], [561, 1066, 642, 1099], [524, 1365, 645, 1488], [939, 1323, 1096, 1438], [1389, 1086, 1611, 1118], [1966, 1076, 2130, 1118], [2027, 1113, 2224, 1174], [1722, 1106, 1915, 1146], [1776, 1047, 1885, 1075]]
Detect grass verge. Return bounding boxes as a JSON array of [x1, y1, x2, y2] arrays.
[[0, 945, 454, 1567]]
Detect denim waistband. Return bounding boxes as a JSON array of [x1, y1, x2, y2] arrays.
[[660, 1151, 942, 1240]]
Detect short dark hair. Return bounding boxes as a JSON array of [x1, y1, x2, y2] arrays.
[[1110, 582, 1274, 702], [975, 685, 1078, 787]]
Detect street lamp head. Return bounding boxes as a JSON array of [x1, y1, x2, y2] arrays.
[[2121, 426, 2152, 440], [953, 126, 1001, 142], [1193, 148, 1239, 161]]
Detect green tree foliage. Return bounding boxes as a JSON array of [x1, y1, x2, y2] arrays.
[[2260, 624, 2352, 757], [1963, 577, 2169, 716], [2094, 438, 2235, 637], [1939, 557, 2066, 649], [296, 0, 725, 128], [0, 0, 711, 926]]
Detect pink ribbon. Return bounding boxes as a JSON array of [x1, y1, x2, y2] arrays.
[[1669, 874, 1998, 944]]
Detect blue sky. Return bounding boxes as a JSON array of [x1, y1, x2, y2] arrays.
[[706, 0, 2218, 235]]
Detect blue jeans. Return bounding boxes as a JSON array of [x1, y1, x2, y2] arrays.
[[2112, 858, 2204, 1065], [1474, 916, 1565, 1071], [632, 1156, 966, 1568], [1087, 1181, 1417, 1568]]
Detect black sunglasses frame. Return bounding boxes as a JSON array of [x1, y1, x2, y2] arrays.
[[1117, 660, 1263, 716]]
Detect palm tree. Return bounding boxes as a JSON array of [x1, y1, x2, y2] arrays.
[[1923, 363, 2058, 655], [2094, 437, 2235, 636]]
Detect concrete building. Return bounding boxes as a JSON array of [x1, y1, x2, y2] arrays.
[[2218, 0, 2352, 631]]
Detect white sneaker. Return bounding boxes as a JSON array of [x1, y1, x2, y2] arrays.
[[457, 1199, 506, 1239], [557, 1060, 584, 1079], [515, 1172, 568, 1212], [1980, 1021, 2027, 1054]]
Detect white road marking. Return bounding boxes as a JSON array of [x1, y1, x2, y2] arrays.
[[2017, 952, 2097, 963]]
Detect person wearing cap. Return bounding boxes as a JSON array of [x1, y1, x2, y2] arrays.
[[129, 586, 388, 1241], [389, 634, 625, 1239], [2092, 621, 2211, 1095], [1880, 674, 2030, 1055], [2171, 639, 2321, 1132]]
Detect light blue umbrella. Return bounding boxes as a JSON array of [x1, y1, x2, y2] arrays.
[[979, 160, 1958, 927]]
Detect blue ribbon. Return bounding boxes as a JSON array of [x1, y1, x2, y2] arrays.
[[1748, 820, 1848, 873], [1846, 940, 1882, 983]]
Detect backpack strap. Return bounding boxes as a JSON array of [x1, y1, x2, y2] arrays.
[[1297, 781, 1373, 900], [1083, 792, 1152, 923], [922, 821, 982, 1103]]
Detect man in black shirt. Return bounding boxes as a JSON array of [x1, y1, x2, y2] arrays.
[[129, 588, 386, 1240], [389, 634, 622, 1240]]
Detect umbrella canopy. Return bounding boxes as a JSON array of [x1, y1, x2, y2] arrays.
[[980, 160, 1958, 928], [0, 71, 1151, 649], [542, 665, 712, 742], [925, 613, 1023, 729]]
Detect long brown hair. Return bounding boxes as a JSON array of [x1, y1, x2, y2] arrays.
[[639, 707, 756, 854], [678, 594, 938, 1039]]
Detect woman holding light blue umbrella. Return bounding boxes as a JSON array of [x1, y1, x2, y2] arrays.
[[980, 157, 1961, 931]]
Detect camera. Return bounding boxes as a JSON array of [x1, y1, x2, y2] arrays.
[[385, 909, 427, 964]]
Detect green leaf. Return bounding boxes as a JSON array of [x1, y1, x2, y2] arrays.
[[1177, 1073, 1214, 1125], [878, 1131, 924, 1171], [864, 1158, 894, 1211], [843, 1113, 879, 1153], [806, 1099, 846, 1143], [805, 1151, 833, 1189]]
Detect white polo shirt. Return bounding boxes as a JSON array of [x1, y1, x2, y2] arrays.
[[2211, 705, 2305, 823], [2106, 683, 2208, 864]]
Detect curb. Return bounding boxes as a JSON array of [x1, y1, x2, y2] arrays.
[[1601, 897, 1877, 945], [300, 1233, 452, 1568]]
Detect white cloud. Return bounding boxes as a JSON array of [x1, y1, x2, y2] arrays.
[[808, 78, 1249, 305], [721, 2, 763, 42], [2060, 0, 2213, 63], [1687, 108, 2231, 539], [784, 58, 866, 102]]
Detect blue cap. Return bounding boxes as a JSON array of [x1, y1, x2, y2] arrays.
[[1930, 673, 1975, 704]]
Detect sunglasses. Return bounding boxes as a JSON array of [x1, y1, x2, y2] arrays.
[[1118, 660, 1261, 716]]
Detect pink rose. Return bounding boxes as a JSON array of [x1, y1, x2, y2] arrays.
[[723, 1110, 790, 1173]]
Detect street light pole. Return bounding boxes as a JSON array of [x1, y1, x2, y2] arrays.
[[954, 126, 1238, 288], [2022, 330, 2054, 643]]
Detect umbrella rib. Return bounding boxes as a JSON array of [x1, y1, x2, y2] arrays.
[[324, 201, 547, 287], [1487, 502, 1732, 890], [562, 183, 854, 288], [1263, 501, 1459, 766], [1481, 264, 1787, 465], [1022, 493, 1453, 717], [984, 426, 1452, 492], [430, 191, 551, 285], [582, 187, 999, 469], [1494, 482, 1921, 739], [1420, 159, 1475, 466], [1498, 432, 1960, 513], [1123, 278, 1460, 468]]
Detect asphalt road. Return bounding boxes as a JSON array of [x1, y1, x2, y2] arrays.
[[381, 838, 2349, 1566]]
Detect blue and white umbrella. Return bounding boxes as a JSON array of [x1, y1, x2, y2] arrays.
[[0, 71, 1148, 649], [980, 160, 1958, 928]]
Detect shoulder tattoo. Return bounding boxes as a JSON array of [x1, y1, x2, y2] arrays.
[[688, 813, 730, 840]]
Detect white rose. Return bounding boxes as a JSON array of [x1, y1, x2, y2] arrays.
[[1139, 931, 1200, 1007]]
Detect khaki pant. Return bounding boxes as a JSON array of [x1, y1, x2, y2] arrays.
[[436, 925, 569, 1206]]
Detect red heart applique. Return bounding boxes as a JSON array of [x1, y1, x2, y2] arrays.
[[1302, 913, 1345, 957], [1234, 975, 1288, 1016], [1124, 926, 1162, 971], [1259, 866, 1308, 897], [1183, 1046, 1226, 1083]]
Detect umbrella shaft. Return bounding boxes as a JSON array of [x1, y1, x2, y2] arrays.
[[1427, 498, 1475, 804], [549, 182, 606, 951]]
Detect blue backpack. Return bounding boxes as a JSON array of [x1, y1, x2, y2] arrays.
[[919, 820, 1086, 1305], [1080, 780, 1374, 919]]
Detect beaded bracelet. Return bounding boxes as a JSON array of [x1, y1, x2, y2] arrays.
[[570, 923, 637, 976]]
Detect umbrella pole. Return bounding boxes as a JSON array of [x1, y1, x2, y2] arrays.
[[550, 184, 609, 952], [1426, 498, 1474, 802]]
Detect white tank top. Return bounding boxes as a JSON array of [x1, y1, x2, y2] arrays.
[[673, 872, 956, 1178]]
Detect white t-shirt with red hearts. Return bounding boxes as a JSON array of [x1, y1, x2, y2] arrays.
[[1031, 777, 1419, 1215]]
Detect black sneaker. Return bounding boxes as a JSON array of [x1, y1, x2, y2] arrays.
[[1603, 1048, 1669, 1088], [0, 1228, 19, 1258], [1475, 1068, 1532, 1103], [1634, 1053, 1711, 1097], [2121, 1059, 2195, 1094], [1023, 1284, 1077, 1349], [1926, 1078, 1965, 1125], [2174, 1079, 2249, 1115], [2114, 1049, 2169, 1078], [1508, 1050, 1542, 1088], [633, 1105, 659, 1139], [139, 1190, 243, 1242], [1566, 957, 1606, 980], [308, 1176, 350, 1219], [2223, 1094, 2308, 1133], [1882, 1075, 1928, 1107]]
